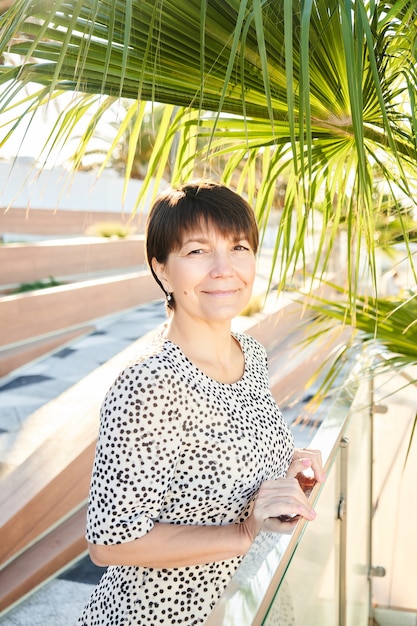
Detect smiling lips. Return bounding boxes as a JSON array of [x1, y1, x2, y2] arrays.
[[203, 289, 239, 297]]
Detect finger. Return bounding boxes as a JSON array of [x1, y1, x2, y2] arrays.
[[255, 480, 316, 521], [286, 457, 313, 478], [308, 452, 325, 483], [272, 498, 316, 521], [293, 449, 326, 483]]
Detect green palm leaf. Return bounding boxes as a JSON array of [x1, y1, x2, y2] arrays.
[[309, 284, 417, 364]]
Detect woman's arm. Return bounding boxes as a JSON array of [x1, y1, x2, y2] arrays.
[[89, 458, 317, 569], [89, 520, 252, 568]]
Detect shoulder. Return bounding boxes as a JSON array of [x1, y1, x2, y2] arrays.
[[105, 337, 184, 399], [99, 339, 186, 428]]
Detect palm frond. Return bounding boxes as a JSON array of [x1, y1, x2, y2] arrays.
[[307, 283, 417, 363]]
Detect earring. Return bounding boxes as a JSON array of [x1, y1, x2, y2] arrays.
[[166, 292, 173, 303]]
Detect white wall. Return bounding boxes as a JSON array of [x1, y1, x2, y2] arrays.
[[0, 157, 164, 213]]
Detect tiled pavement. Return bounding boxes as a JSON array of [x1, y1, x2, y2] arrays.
[[0, 301, 167, 452], [0, 296, 316, 625]]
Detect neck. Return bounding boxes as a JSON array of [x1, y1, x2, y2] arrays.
[[167, 316, 233, 356], [165, 317, 243, 384]]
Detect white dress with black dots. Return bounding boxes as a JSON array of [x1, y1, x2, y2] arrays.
[[77, 332, 294, 626]]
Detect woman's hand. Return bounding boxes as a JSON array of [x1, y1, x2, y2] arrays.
[[289, 447, 326, 484], [241, 448, 325, 542], [241, 476, 317, 542]]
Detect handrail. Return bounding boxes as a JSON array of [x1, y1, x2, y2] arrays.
[[206, 366, 367, 625]]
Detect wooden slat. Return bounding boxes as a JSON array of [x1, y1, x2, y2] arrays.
[[1, 443, 95, 565], [0, 271, 162, 347], [0, 325, 95, 377], [0, 236, 146, 286], [269, 328, 351, 407], [1, 207, 145, 236], [0, 507, 88, 613]]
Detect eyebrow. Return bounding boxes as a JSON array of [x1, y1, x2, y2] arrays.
[[181, 233, 248, 246], [181, 236, 209, 245]]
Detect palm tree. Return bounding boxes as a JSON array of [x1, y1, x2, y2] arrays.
[[1, 0, 416, 374]]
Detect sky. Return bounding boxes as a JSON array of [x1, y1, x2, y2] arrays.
[[0, 79, 121, 169]]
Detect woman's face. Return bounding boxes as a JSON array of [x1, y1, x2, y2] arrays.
[[152, 223, 256, 326]]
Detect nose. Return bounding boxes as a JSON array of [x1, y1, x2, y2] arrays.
[[209, 250, 234, 278]]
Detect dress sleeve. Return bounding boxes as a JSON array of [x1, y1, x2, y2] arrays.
[[86, 360, 182, 545]]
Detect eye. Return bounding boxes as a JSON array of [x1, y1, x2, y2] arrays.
[[187, 248, 205, 255], [234, 243, 250, 251]]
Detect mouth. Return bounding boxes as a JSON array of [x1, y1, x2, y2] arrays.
[[203, 289, 238, 297]]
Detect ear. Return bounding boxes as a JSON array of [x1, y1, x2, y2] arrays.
[[151, 258, 170, 291]]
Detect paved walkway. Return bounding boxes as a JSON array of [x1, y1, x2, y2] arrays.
[[0, 301, 167, 476]]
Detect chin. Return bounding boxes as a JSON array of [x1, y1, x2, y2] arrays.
[[209, 306, 244, 321]]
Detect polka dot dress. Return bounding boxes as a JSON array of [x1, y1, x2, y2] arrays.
[[77, 332, 294, 625]]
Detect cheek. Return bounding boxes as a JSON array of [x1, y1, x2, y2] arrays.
[[245, 262, 256, 283]]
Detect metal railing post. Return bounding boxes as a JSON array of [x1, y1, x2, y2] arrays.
[[338, 436, 349, 626]]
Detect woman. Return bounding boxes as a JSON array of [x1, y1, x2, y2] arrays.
[[78, 181, 324, 625]]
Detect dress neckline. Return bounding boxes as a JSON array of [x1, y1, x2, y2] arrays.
[[163, 333, 247, 387]]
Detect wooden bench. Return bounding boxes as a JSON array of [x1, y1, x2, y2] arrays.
[[0, 211, 156, 376], [0, 326, 95, 378], [0, 271, 162, 376], [1, 270, 161, 346], [0, 236, 146, 287]]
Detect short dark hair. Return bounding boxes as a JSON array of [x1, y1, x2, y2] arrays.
[[145, 181, 259, 307]]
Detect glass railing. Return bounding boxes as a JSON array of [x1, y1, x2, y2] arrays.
[[206, 367, 373, 626]]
